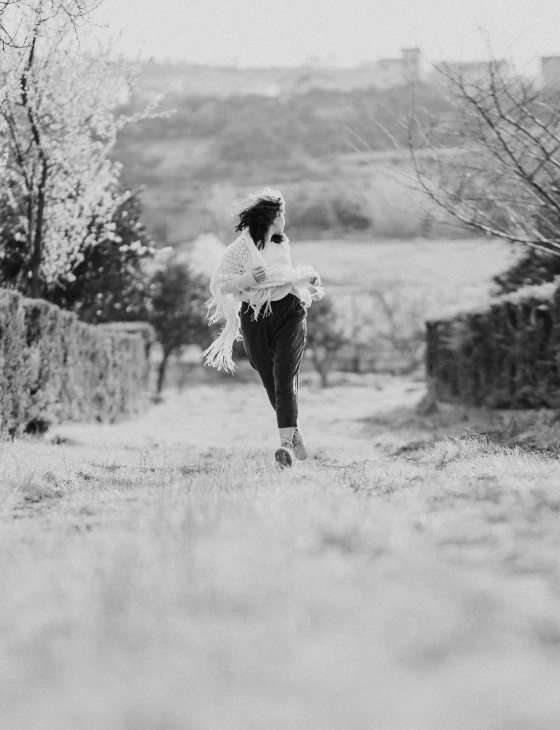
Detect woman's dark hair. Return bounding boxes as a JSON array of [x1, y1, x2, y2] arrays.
[[234, 189, 285, 250]]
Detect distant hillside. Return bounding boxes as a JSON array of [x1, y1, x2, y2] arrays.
[[132, 50, 425, 101], [114, 64, 457, 245]]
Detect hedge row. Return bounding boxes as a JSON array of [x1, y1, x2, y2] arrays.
[[0, 288, 154, 436], [426, 280, 560, 409]]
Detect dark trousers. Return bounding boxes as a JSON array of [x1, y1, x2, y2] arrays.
[[240, 293, 307, 428]]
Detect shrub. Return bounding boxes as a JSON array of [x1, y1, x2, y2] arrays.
[[493, 249, 560, 296], [332, 196, 371, 230], [426, 280, 560, 409], [0, 288, 154, 437], [1, 191, 156, 325], [46, 192, 156, 324]]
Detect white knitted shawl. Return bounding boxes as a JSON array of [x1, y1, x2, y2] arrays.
[[202, 229, 324, 372]]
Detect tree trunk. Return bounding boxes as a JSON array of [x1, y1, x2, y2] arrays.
[[21, 34, 47, 300], [350, 343, 364, 374], [317, 355, 331, 388], [157, 350, 171, 394], [311, 349, 331, 388], [28, 225, 43, 298], [28, 156, 47, 298]]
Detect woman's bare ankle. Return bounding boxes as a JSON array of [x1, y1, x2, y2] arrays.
[[279, 426, 295, 444]]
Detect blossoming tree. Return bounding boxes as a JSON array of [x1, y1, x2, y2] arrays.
[[0, 5, 151, 298], [0, 0, 98, 49]]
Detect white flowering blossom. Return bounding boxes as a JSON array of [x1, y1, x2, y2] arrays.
[[0, 16, 142, 295], [0, 1, 101, 50]]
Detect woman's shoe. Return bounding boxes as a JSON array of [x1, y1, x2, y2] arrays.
[[275, 439, 294, 468], [292, 422, 308, 460]]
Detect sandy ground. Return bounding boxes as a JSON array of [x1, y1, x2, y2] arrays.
[[1, 374, 560, 729]]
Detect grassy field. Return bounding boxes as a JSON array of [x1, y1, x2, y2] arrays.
[[193, 234, 519, 316], [290, 236, 519, 315], [2, 374, 560, 729]]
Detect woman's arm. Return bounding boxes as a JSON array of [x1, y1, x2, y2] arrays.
[[222, 269, 257, 294], [221, 265, 268, 294]]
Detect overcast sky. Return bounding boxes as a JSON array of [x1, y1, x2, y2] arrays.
[[91, 0, 560, 73]]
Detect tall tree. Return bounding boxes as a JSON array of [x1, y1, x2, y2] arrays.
[[148, 255, 211, 393], [0, 18, 146, 298]]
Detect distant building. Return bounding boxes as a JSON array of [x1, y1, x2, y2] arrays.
[[377, 47, 422, 86], [278, 47, 424, 96]]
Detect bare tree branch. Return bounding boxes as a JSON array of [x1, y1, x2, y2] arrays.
[[409, 58, 560, 258], [0, 0, 100, 49]]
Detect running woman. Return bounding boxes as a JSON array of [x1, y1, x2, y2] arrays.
[[202, 189, 323, 467]]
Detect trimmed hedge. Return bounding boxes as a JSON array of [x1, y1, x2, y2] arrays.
[[0, 288, 154, 436], [426, 280, 560, 409]]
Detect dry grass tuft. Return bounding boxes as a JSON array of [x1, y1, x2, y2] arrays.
[[16, 472, 63, 503]]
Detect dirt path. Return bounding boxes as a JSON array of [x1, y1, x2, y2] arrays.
[[50, 374, 424, 455], [2, 376, 560, 730]]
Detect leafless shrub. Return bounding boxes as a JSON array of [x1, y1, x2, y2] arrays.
[[337, 285, 428, 375], [306, 297, 348, 387]]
